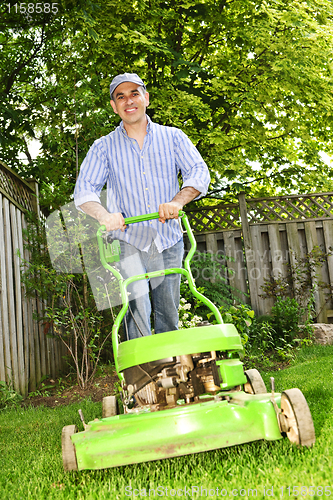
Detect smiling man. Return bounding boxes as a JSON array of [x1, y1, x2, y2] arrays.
[[74, 73, 210, 340]]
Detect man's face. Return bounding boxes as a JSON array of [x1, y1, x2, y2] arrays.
[[110, 82, 149, 126]]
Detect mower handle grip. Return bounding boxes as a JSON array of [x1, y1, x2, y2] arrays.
[[98, 210, 184, 233]]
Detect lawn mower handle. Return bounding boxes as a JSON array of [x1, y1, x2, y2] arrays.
[[96, 211, 223, 377], [96, 210, 197, 270], [97, 209, 184, 232]]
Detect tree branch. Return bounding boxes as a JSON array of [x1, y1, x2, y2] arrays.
[[4, 26, 46, 95]]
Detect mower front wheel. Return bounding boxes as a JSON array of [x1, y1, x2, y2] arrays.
[[62, 425, 78, 471], [244, 369, 267, 394], [102, 395, 119, 418], [280, 388, 315, 447]]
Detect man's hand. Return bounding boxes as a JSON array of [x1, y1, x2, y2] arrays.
[[79, 202, 126, 232], [98, 212, 126, 232], [158, 187, 200, 224], [158, 201, 183, 223]]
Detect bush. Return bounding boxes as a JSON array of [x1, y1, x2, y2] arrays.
[[246, 297, 314, 364], [20, 212, 114, 389], [270, 297, 301, 344], [178, 297, 203, 329], [0, 382, 23, 410]]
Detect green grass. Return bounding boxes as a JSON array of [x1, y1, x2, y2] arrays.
[[1, 345, 333, 500]]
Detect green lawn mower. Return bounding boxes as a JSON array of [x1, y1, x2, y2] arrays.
[[62, 211, 315, 472]]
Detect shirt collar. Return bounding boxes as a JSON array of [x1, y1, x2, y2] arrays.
[[120, 114, 152, 136]]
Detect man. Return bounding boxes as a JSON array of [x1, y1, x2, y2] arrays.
[[74, 73, 210, 340]]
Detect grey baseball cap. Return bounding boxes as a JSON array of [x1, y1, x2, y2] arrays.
[[109, 73, 146, 98]]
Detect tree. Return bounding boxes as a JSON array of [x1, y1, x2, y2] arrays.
[[1, 0, 333, 209]]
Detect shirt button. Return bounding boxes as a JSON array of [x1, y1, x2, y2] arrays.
[[143, 172, 145, 174], [148, 205, 150, 208]]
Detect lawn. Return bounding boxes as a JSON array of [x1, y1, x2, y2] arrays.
[[1, 344, 333, 500]]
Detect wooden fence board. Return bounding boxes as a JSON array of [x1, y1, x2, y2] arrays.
[[17, 210, 29, 395], [36, 297, 47, 379], [205, 233, 218, 255], [3, 197, 20, 392], [21, 216, 37, 392], [33, 298, 42, 387], [285, 223, 302, 296], [304, 221, 327, 323], [249, 225, 273, 315], [223, 231, 249, 304], [322, 221, 333, 317], [239, 194, 260, 314], [267, 224, 287, 281], [28, 296, 37, 392], [316, 224, 331, 304], [0, 194, 9, 383], [323, 219, 333, 281], [10, 204, 26, 395], [261, 229, 275, 314]]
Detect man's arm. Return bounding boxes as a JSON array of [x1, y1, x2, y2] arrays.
[[79, 201, 126, 231], [158, 186, 200, 223]]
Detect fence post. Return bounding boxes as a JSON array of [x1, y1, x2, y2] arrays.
[[238, 193, 260, 314]]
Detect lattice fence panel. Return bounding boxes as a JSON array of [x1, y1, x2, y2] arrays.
[[0, 161, 35, 212], [186, 193, 333, 233], [185, 203, 242, 232], [246, 193, 333, 224]]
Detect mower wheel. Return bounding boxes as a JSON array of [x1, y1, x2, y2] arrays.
[[280, 388, 315, 447], [62, 425, 78, 471], [244, 369, 267, 394], [102, 395, 118, 418]]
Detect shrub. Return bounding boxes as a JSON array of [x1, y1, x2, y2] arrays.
[[270, 297, 301, 344], [178, 297, 203, 329], [20, 212, 114, 389], [0, 381, 23, 410]]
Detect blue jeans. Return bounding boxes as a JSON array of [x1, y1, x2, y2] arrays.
[[118, 239, 184, 340]]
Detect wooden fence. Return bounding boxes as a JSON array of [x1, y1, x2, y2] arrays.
[[185, 192, 333, 322], [0, 161, 66, 396]]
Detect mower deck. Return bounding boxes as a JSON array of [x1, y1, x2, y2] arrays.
[[71, 392, 282, 471]]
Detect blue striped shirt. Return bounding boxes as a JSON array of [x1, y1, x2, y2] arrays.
[[74, 115, 210, 251]]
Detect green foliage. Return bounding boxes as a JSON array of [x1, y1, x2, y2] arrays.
[[270, 297, 302, 344], [20, 212, 113, 388], [0, 381, 23, 410], [1, 0, 333, 209], [245, 298, 314, 365], [261, 245, 329, 323], [220, 304, 255, 346], [178, 297, 203, 329], [249, 320, 277, 353]]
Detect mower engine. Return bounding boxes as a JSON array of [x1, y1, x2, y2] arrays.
[[122, 350, 235, 411]]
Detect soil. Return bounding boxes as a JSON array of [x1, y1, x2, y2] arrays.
[[22, 370, 118, 409]]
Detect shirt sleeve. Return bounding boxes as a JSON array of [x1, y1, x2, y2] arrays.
[[174, 129, 210, 199], [74, 140, 109, 210]]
